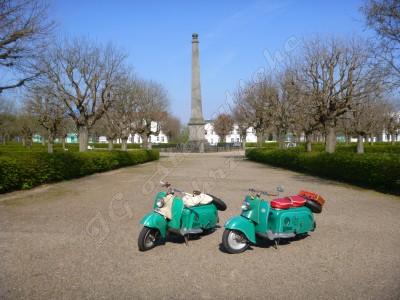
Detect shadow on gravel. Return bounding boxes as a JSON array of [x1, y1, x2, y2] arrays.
[[218, 233, 310, 253], [166, 226, 221, 245]]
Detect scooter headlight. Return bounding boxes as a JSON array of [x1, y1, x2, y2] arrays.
[[156, 199, 165, 208], [241, 200, 250, 211]]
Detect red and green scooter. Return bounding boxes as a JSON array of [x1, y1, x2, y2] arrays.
[[222, 188, 325, 254]]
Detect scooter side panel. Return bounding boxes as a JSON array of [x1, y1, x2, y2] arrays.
[[225, 215, 256, 243], [140, 212, 167, 238], [268, 206, 314, 234], [168, 198, 184, 230], [181, 204, 218, 230], [254, 200, 270, 234]]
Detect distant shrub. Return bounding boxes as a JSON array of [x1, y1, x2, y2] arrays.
[[0, 150, 159, 193], [245, 142, 278, 149], [152, 143, 178, 149], [246, 148, 400, 195]]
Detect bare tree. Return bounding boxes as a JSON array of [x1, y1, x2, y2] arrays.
[[161, 114, 181, 143], [38, 38, 126, 151], [273, 70, 300, 148], [0, 0, 54, 93], [0, 96, 16, 144], [362, 0, 400, 87], [350, 93, 387, 153], [234, 77, 277, 147], [384, 100, 400, 143], [133, 80, 169, 149], [213, 113, 234, 143], [232, 103, 252, 149], [300, 37, 376, 153], [15, 113, 37, 147], [25, 85, 67, 153]]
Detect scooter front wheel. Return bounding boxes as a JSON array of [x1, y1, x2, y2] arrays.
[[222, 229, 249, 254], [138, 227, 160, 251]]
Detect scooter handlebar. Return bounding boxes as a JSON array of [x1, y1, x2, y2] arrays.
[[249, 188, 278, 197]]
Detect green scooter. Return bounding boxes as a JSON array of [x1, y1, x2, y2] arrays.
[[222, 188, 325, 254], [138, 182, 227, 251]]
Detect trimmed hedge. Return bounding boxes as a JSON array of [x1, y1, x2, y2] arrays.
[[246, 148, 400, 195], [0, 142, 142, 153], [298, 142, 400, 154], [0, 149, 159, 193], [246, 142, 278, 149]]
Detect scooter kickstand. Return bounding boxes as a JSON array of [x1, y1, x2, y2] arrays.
[[184, 234, 189, 246], [273, 238, 280, 249]]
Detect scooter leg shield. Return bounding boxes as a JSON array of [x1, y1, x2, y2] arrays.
[[140, 212, 167, 238], [224, 216, 256, 244]]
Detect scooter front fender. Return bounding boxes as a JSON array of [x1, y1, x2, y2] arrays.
[[224, 215, 256, 244], [140, 212, 167, 238]]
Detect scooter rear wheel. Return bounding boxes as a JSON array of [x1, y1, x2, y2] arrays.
[[138, 227, 160, 251], [222, 229, 249, 254], [304, 199, 322, 213], [207, 194, 227, 211]]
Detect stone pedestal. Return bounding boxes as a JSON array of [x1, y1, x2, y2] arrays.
[[188, 123, 205, 152]]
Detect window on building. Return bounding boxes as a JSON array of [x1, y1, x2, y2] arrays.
[[157, 136, 159, 142], [231, 138, 234, 142], [161, 136, 164, 142]]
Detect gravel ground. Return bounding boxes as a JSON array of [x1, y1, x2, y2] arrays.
[[0, 151, 399, 299]]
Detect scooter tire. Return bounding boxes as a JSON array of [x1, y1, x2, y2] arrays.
[[222, 229, 249, 254], [304, 199, 322, 214], [138, 227, 160, 251], [207, 194, 227, 211]]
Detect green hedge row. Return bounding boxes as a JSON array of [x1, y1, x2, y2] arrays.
[[245, 142, 278, 148], [298, 142, 400, 154], [246, 148, 400, 195], [0, 149, 159, 193], [0, 142, 143, 153]]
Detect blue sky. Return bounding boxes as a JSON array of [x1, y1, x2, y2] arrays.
[[51, 0, 371, 123]]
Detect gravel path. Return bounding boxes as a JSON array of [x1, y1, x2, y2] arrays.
[[1, 151, 399, 299]]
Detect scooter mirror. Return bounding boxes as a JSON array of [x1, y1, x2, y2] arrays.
[[277, 185, 284, 193], [160, 181, 171, 187]]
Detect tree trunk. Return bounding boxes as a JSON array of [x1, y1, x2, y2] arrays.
[[241, 135, 246, 149], [121, 138, 128, 151], [306, 133, 312, 152], [78, 126, 89, 152], [391, 134, 396, 144], [345, 134, 351, 144], [141, 134, 148, 149], [47, 138, 54, 154], [325, 123, 336, 153], [62, 138, 66, 150], [277, 131, 285, 149], [256, 132, 263, 147], [22, 137, 26, 147], [108, 140, 113, 151], [41, 137, 46, 146], [357, 135, 364, 154]]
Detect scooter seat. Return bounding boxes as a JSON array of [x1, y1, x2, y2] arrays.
[[271, 198, 292, 209], [289, 195, 306, 207], [271, 196, 306, 209]]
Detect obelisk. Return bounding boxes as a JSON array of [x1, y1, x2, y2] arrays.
[[188, 33, 206, 152]]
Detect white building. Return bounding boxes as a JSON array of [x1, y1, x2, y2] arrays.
[[98, 121, 169, 144], [204, 121, 257, 145]]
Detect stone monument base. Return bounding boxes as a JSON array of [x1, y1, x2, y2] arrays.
[[188, 123, 206, 153], [186, 140, 205, 153]]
